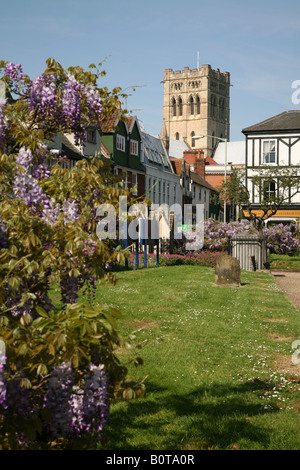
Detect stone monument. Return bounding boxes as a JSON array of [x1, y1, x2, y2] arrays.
[[215, 255, 241, 287]]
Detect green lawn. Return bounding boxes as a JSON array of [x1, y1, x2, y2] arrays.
[[269, 253, 300, 271], [94, 265, 300, 450]]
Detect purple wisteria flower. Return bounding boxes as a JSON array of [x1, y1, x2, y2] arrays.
[[71, 363, 109, 437], [0, 89, 8, 151], [43, 362, 74, 438], [4, 62, 26, 95], [29, 74, 58, 120], [0, 350, 7, 414], [84, 84, 102, 120], [62, 199, 79, 223]]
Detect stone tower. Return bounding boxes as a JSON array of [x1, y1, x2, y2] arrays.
[[160, 65, 230, 156]]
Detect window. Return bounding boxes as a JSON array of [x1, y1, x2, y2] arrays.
[[116, 134, 125, 152], [148, 177, 152, 198], [211, 95, 216, 118], [132, 173, 138, 195], [204, 190, 206, 202], [263, 140, 276, 164], [145, 147, 153, 162], [150, 149, 158, 163], [199, 188, 202, 201], [160, 152, 169, 167], [196, 96, 201, 114], [263, 180, 276, 200], [175, 132, 180, 140], [130, 139, 138, 156], [153, 179, 156, 202], [219, 99, 225, 120], [189, 96, 194, 115], [178, 97, 183, 116], [172, 97, 177, 117], [155, 151, 163, 164], [191, 131, 196, 147], [87, 128, 96, 143]]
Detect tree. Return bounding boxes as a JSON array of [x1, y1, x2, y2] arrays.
[[212, 168, 248, 221], [213, 166, 300, 231], [244, 164, 300, 231], [0, 58, 140, 449]]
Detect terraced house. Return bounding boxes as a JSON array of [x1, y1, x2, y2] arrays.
[[101, 115, 146, 198]]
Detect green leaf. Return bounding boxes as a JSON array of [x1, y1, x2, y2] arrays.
[[108, 306, 122, 318], [35, 306, 48, 318], [103, 312, 117, 330]]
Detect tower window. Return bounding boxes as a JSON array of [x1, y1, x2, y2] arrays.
[[196, 96, 201, 114], [178, 97, 183, 116], [172, 97, 177, 117], [191, 131, 196, 147], [219, 98, 225, 120], [211, 95, 217, 118], [189, 96, 194, 115]]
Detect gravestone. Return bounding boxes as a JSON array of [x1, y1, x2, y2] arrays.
[[215, 255, 241, 287]]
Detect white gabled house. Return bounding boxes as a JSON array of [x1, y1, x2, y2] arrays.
[[242, 110, 300, 225]]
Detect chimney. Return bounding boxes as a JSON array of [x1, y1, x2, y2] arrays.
[[183, 150, 205, 179]]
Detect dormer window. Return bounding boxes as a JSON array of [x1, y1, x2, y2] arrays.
[[116, 134, 125, 152], [130, 139, 138, 156], [87, 128, 96, 143]]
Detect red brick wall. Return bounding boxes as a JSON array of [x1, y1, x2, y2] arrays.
[[183, 150, 205, 178]]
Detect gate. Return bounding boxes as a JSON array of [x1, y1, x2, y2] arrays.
[[228, 231, 268, 271]]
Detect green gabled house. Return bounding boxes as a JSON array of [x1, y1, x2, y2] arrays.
[[101, 114, 146, 198]]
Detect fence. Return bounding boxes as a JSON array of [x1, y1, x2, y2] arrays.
[[228, 231, 268, 271]]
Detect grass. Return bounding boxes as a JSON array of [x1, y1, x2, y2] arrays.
[[92, 264, 300, 451], [269, 253, 300, 271]]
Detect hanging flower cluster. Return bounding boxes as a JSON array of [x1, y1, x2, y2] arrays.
[[0, 92, 8, 151], [71, 364, 109, 437], [0, 61, 103, 149], [0, 351, 7, 415], [263, 223, 300, 254], [29, 74, 58, 120], [201, 219, 250, 251], [0, 360, 109, 443]]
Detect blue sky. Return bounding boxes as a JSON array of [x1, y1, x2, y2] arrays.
[[1, 0, 300, 141]]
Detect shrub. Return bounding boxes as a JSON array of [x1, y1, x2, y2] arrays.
[[263, 224, 300, 254], [0, 58, 134, 449], [127, 251, 227, 268]]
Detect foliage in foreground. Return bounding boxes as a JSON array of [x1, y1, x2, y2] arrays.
[[0, 58, 136, 449]]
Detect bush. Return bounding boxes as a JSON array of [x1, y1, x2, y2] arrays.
[[202, 219, 250, 251], [263, 224, 300, 254], [127, 251, 227, 268], [0, 58, 134, 449]]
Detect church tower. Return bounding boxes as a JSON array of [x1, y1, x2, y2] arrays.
[[160, 65, 230, 157]]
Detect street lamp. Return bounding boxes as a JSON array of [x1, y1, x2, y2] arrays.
[[193, 135, 228, 223]]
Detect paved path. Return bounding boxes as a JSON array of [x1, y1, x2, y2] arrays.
[[272, 271, 300, 311]]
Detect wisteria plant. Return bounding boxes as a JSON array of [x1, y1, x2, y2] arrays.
[[0, 58, 136, 449]]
